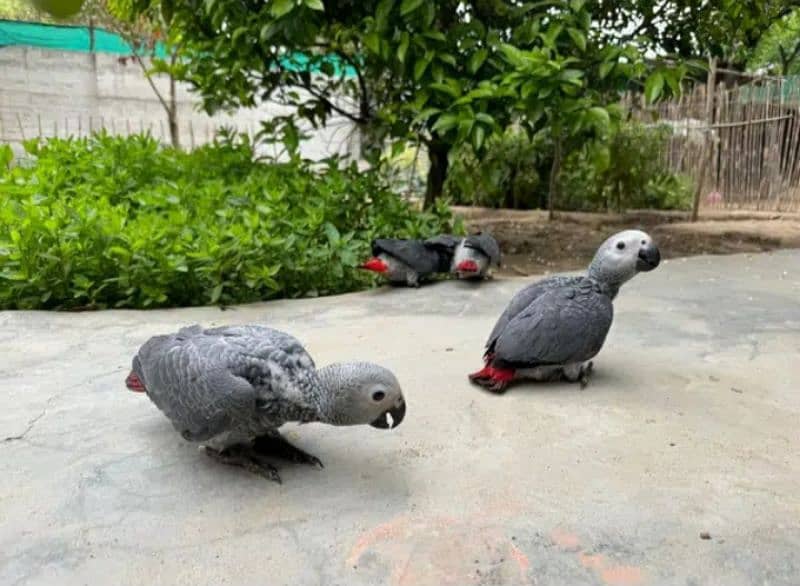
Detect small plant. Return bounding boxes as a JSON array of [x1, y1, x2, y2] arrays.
[[0, 133, 460, 310]]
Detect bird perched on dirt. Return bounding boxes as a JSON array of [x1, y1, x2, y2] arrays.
[[359, 238, 454, 287], [469, 230, 661, 392], [452, 233, 501, 280], [126, 325, 406, 482]]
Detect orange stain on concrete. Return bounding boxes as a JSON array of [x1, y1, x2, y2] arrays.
[[347, 515, 533, 586], [579, 552, 606, 570], [550, 529, 581, 550], [346, 516, 411, 566], [601, 565, 645, 586], [509, 543, 531, 574]]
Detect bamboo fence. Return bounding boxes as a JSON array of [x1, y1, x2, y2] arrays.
[[625, 68, 800, 214]]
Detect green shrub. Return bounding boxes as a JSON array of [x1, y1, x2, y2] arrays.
[[446, 122, 694, 212], [582, 122, 694, 211], [0, 133, 460, 310], [446, 129, 547, 209]]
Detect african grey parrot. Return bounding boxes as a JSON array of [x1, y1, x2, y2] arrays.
[[359, 238, 454, 287], [451, 233, 501, 280], [469, 230, 661, 392], [126, 324, 406, 482], [424, 233, 501, 279]]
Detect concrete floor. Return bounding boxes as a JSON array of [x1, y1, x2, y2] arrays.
[[1, 251, 799, 586]]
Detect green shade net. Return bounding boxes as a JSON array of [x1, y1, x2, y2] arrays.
[[0, 18, 168, 55], [0, 19, 355, 76]]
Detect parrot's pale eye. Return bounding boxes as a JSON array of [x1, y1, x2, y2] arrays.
[[617, 241, 626, 250], [641, 239, 646, 245], [372, 390, 386, 402]]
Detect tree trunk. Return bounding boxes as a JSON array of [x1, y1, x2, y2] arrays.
[[424, 141, 449, 208], [168, 54, 180, 149], [548, 135, 562, 221]]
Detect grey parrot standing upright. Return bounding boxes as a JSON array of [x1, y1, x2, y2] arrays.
[[469, 230, 661, 392], [126, 324, 406, 482], [359, 238, 454, 287]]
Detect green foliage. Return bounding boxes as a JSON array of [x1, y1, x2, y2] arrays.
[[446, 122, 693, 212], [478, 1, 685, 215], [0, 134, 459, 310], [748, 8, 800, 74], [445, 129, 547, 209], [124, 0, 693, 204], [589, 0, 800, 68], [561, 123, 694, 211], [0, 0, 40, 19]]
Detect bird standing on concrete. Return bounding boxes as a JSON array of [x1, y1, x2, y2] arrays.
[[469, 230, 661, 392], [359, 238, 454, 287], [126, 325, 406, 482]]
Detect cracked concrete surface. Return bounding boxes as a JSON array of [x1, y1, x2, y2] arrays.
[[1, 250, 799, 586]]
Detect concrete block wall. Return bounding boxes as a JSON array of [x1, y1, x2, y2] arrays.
[[0, 46, 359, 160]]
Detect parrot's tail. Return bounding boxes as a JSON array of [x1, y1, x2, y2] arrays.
[[125, 371, 146, 393]]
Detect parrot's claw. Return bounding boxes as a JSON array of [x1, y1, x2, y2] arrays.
[[487, 380, 509, 394], [578, 361, 594, 389], [204, 445, 282, 483], [469, 373, 508, 395], [253, 434, 324, 469]]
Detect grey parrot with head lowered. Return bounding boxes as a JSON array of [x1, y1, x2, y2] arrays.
[[451, 233, 501, 280], [359, 238, 454, 287], [424, 233, 501, 279], [126, 324, 406, 482], [469, 230, 661, 392]]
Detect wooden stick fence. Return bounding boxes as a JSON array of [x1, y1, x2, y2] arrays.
[[625, 69, 800, 213]]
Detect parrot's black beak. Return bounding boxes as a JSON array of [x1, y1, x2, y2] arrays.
[[636, 243, 661, 271], [370, 398, 406, 429]]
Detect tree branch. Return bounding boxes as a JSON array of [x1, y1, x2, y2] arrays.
[[300, 79, 368, 123]]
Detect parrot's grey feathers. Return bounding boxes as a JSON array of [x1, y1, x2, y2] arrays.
[[463, 233, 501, 266], [423, 234, 461, 252], [478, 230, 660, 380], [485, 275, 580, 352], [132, 325, 406, 451], [490, 279, 613, 368], [372, 237, 455, 274], [135, 325, 319, 443], [371, 238, 443, 274]]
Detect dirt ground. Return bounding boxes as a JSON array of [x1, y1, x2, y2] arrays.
[[456, 206, 800, 276]]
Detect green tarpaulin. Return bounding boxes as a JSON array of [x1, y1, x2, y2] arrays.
[[0, 18, 167, 56], [0, 19, 355, 76]]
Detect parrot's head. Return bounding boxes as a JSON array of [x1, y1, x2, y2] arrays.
[[588, 229, 661, 287], [316, 362, 406, 429]]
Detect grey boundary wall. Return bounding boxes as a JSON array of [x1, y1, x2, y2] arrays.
[[0, 46, 361, 160]]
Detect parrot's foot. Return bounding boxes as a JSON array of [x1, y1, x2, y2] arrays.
[[253, 434, 324, 468], [578, 362, 594, 389], [563, 361, 594, 388], [469, 365, 515, 394], [204, 445, 282, 483]]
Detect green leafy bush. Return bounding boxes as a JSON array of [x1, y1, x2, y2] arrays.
[[446, 122, 694, 212], [0, 133, 459, 310], [574, 122, 694, 212], [445, 129, 547, 209]]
